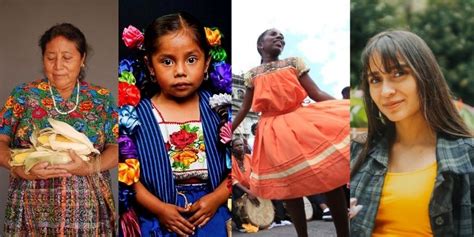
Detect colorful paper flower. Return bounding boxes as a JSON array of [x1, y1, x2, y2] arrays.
[[210, 62, 232, 94], [119, 71, 137, 85], [119, 105, 140, 135], [118, 158, 140, 185], [219, 121, 232, 144], [118, 135, 138, 159], [118, 82, 141, 107], [119, 59, 135, 75], [209, 47, 227, 61], [205, 27, 222, 46], [122, 25, 144, 49], [119, 188, 136, 210], [209, 93, 232, 109]]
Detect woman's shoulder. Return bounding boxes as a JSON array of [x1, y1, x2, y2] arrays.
[[351, 133, 367, 159], [244, 57, 300, 79], [83, 81, 113, 96], [438, 135, 474, 152], [7, 79, 47, 97], [17, 78, 46, 89], [436, 135, 474, 174]]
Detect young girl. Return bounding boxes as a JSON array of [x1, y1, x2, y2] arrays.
[[122, 12, 231, 236], [350, 30, 473, 236], [232, 28, 350, 237]]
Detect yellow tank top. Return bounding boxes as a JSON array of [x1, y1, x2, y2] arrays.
[[372, 162, 437, 237]]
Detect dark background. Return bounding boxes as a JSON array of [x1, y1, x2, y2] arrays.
[[119, 0, 231, 64]]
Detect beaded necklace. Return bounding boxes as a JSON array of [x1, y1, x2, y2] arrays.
[[48, 80, 80, 115]]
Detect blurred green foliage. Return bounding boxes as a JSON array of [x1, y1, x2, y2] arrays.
[[351, 0, 474, 105]]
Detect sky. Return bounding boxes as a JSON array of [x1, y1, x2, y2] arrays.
[[232, 0, 350, 98]]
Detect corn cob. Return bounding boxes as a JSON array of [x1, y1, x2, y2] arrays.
[[10, 118, 100, 173]]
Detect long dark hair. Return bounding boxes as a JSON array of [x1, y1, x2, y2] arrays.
[[140, 11, 210, 98], [351, 30, 472, 177]]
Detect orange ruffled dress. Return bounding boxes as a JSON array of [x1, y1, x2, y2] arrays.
[[244, 57, 350, 200]]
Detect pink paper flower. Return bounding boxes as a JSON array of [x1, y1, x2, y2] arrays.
[[122, 25, 144, 49], [219, 121, 232, 144]]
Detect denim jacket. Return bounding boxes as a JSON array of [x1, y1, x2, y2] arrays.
[[350, 134, 474, 237]]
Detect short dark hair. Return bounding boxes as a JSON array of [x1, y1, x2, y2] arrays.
[[39, 23, 89, 80], [256, 29, 271, 56], [341, 86, 350, 99], [251, 122, 258, 135]]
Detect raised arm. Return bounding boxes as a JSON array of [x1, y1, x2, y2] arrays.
[[232, 87, 254, 132], [299, 73, 335, 101]]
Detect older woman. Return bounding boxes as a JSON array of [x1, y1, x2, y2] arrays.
[[0, 23, 117, 235]]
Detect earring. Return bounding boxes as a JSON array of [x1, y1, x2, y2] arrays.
[[378, 111, 386, 124], [81, 63, 85, 68], [204, 72, 209, 81]]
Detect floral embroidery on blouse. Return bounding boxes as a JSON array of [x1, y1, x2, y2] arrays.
[[0, 78, 118, 150], [168, 124, 206, 170], [152, 106, 208, 181]]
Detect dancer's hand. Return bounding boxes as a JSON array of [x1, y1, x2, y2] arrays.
[[348, 198, 363, 219], [187, 193, 220, 228], [247, 193, 260, 207], [157, 203, 195, 236]]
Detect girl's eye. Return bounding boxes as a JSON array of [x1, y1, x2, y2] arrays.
[[161, 58, 173, 66], [187, 56, 198, 64]]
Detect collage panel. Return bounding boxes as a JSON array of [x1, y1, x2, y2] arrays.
[[0, 0, 118, 235], [231, 0, 350, 236], [117, 0, 232, 236], [350, 0, 474, 236]]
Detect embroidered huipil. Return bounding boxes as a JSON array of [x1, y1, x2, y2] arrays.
[[0, 78, 117, 236], [151, 105, 209, 182]]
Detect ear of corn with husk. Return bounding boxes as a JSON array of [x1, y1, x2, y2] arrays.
[[10, 118, 100, 173]]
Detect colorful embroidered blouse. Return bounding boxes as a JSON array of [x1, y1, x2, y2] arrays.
[[151, 105, 209, 181], [243, 57, 309, 88], [0, 78, 118, 235], [0, 78, 118, 148]]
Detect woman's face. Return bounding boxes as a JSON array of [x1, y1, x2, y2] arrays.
[[148, 31, 210, 99], [43, 36, 85, 89], [232, 139, 245, 157], [367, 53, 422, 123], [259, 28, 285, 56]]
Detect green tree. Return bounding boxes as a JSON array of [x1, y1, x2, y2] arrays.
[[350, 0, 398, 87], [411, 0, 474, 105]]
